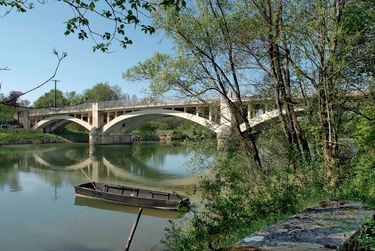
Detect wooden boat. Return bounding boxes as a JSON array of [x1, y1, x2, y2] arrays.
[[75, 182, 190, 210]]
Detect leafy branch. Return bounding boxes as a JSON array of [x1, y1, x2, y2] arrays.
[[61, 0, 186, 52]]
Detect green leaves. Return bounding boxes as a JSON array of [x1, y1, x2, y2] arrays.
[[123, 52, 175, 95], [78, 29, 87, 40], [33, 89, 69, 108], [0, 0, 33, 14], [161, 0, 186, 11], [59, 0, 186, 52], [82, 82, 123, 102]]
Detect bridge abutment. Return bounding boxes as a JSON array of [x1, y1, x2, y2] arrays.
[[16, 109, 31, 130]]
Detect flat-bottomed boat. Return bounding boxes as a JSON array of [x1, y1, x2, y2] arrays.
[[75, 182, 189, 210]]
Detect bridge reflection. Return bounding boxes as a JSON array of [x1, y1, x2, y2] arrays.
[[33, 153, 197, 188], [0, 144, 198, 195]]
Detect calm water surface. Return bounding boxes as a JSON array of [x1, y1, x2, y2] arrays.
[[0, 143, 198, 251]]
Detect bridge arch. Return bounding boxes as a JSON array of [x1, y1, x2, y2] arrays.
[[240, 108, 306, 132], [102, 108, 221, 134], [32, 115, 93, 132]]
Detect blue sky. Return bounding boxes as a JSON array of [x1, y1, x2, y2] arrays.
[[0, 1, 173, 103]]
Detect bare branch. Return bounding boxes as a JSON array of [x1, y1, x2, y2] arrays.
[[0, 49, 67, 106]]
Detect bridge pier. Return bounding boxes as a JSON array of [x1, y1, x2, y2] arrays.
[[216, 124, 231, 149], [89, 127, 101, 145], [89, 127, 133, 145]]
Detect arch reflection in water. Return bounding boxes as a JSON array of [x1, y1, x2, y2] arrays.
[[33, 143, 197, 194], [0, 143, 203, 251]]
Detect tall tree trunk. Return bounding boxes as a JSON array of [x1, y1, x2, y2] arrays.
[[315, 0, 345, 186], [319, 77, 339, 186], [227, 100, 263, 171], [263, 1, 310, 164]]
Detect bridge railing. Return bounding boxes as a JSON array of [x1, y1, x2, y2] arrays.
[[29, 103, 93, 116], [97, 97, 210, 110], [28, 96, 224, 116]]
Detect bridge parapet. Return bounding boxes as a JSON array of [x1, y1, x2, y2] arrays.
[[29, 103, 93, 116], [97, 98, 215, 110], [28, 96, 272, 117]]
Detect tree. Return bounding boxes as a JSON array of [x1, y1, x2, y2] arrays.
[[230, 0, 374, 184], [5, 91, 23, 106], [279, 0, 374, 182], [2, 0, 186, 51], [61, 0, 186, 52], [0, 91, 22, 124], [124, 2, 264, 171], [236, 0, 311, 163], [33, 89, 68, 108], [19, 99, 30, 107], [82, 82, 123, 102], [0, 104, 16, 123], [65, 91, 84, 105]]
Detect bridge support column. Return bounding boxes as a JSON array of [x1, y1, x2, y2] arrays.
[[216, 125, 231, 149], [89, 127, 132, 145], [89, 127, 101, 145], [248, 104, 256, 119], [220, 94, 232, 126], [196, 106, 201, 117], [209, 106, 213, 121], [92, 103, 100, 128]]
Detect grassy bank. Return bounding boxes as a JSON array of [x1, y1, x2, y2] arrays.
[[163, 106, 375, 250], [55, 128, 89, 142], [0, 128, 69, 145], [133, 121, 216, 142]]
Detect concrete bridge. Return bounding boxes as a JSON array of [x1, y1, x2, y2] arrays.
[[16, 96, 293, 144]]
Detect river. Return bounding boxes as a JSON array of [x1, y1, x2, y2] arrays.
[[0, 143, 198, 251]]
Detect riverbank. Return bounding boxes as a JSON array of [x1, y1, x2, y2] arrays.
[[0, 128, 69, 145], [232, 200, 375, 250], [0, 128, 195, 145], [55, 128, 89, 142]]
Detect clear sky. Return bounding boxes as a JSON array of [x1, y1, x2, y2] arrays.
[[0, 1, 173, 103]]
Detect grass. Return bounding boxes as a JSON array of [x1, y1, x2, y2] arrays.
[[0, 128, 68, 145], [55, 128, 89, 142], [342, 216, 375, 250]]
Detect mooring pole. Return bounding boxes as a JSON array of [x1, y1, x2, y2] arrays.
[[124, 207, 143, 251]]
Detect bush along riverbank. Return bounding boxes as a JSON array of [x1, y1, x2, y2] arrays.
[[0, 129, 69, 145], [162, 106, 375, 251], [133, 120, 216, 142]]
